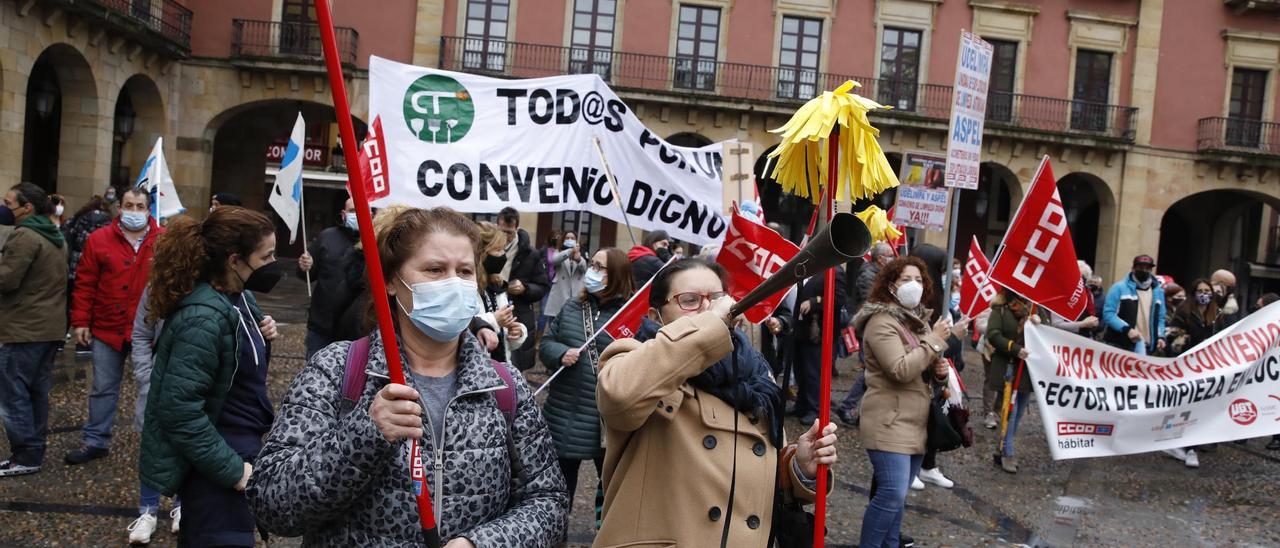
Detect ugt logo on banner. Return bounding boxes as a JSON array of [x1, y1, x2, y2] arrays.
[[403, 74, 474, 144]]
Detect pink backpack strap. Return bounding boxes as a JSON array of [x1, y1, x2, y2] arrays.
[[488, 359, 518, 427], [889, 322, 921, 347], [339, 336, 372, 415]]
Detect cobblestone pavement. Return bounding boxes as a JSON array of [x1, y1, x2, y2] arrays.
[[3, 277, 1279, 546]]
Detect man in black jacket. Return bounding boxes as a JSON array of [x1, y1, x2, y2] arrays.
[[497, 207, 549, 370], [790, 265, 848, 426], [297, 198, 365, 358]]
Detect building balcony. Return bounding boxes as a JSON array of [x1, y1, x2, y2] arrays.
[[1197, 116, 1280, 157], [439, 36, 1137, 143], [1225, 0, 1280, 15], [230, 19, 358, 69], [45, 0, 191, 56]]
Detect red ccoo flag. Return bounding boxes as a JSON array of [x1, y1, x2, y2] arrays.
[[960, 236, 996, 317], [354, 116, 390, 201], [717, 211, 801, 323], [602, 257, 675, 339], [988, 157, 1088, 320]]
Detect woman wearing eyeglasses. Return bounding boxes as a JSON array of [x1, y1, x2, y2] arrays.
[[594, 258, 839, 547], [539, 247, 633, 524]]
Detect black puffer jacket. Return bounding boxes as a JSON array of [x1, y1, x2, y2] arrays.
[[298, 226, 364, 339], [538, 295, 622, 460], [248, 330, 569, 546], [507, 229, 549, 370]]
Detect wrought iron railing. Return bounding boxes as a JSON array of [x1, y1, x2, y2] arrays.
[[1197, 117, 1280, 155], [439, 37, 1137, 141], [231, 19, 359, 66], [51, 0, 192, 51]]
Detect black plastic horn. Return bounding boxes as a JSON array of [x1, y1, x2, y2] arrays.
[[729, 212, 872, 318]]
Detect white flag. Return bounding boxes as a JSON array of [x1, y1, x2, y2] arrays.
[[133, 137, 185, 220], [270, 113, 306, 244]]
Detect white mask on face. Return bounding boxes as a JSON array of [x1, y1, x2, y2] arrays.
[[895, 280, 924, 309], [55, 204, 64, 217]]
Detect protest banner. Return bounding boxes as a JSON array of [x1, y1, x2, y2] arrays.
[[717, 210, 800, 323], [368, 56, 728, 244], [891, 151, 950, 231], [945, 31, 993, 190], [133, 137, 185, 221], [988, 156, 1088, 321], [1024, 303, 1280, 460]]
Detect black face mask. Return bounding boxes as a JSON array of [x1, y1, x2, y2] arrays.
[[240, 261, 283, 294], [655, 247, 673, 262], [483, 255, 508, 275], [0, 205, 13, 227], [1133, 271, 1152, 283]]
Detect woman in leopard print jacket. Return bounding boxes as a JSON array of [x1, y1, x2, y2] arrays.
[[247, 207, 568, 547]]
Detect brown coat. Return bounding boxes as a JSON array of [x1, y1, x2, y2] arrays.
[[0, 225, 68, 343], [594, 312, 816, 548], [855, 303, 947, 455]]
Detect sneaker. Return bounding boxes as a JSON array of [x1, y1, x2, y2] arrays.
[[835, 408, 859, 428], [910, 475, 925, 490], [1000, 456, 1018, 474], [127, 513, 157, 545], [1184, 449, 1200, 468], [984, 412, 998, 429], [1162, 448, 1187, 462], [64, 446, 110, 465], [0, 459, 40, 477], [169, 506, 181, 534], [918, 467, 954, 488], [900, 534, 916, 547]]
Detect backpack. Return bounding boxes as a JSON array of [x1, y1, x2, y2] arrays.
[[338, 336, 518, 426]]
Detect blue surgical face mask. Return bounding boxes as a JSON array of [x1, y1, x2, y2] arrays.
[[562, 239, 576, 249], [344, 212, 359, 231], [950, 292, 961, 310], [121, 211, 149, 231], [395, 276, 479, 342], [584, 268, 607, 294]]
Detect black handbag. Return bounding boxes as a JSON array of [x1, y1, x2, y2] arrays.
[[769, 446, 823, 548], [927, 386, 973, 452]]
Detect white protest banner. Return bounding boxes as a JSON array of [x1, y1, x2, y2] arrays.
[[1024, 304, 1280, 460], [945, 31, 993, 190], [368, 56, 728, 244], [891, 151, 950, 231], [133, 137, 186, 221]]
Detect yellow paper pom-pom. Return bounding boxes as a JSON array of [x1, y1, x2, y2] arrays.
[[766, 81, 900, 204], [855, 205, 903, 244]]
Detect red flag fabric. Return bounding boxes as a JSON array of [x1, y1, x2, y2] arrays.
[[717, 211, 801, 323], [355, 116, 390, 201], [603, 284, 651, 339], [959, 236, 996, 317], [988, 157, 1088, 320]]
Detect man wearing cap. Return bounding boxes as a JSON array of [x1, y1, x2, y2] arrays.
[[1102, 255, 1167, 355]]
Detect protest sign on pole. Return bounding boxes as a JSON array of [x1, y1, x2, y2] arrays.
[[1024, 304, 1280, 460], [133, 137, 186, 221], [717, 210, 801, 323], [988, 156, 1088, 321], [891, 151, 950, 232], [945, 31, 993, 190], [368, 56, 728, 244]]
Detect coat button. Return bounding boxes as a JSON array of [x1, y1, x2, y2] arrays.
[[665, 406, 673, 413], [753, 442, 766, 456], [708, 506, 721, 521], [746, 515, 760, 529], [703, 435, 717, 449]]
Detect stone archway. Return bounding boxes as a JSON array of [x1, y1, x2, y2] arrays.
[[21, 43, 103, 203], [111, 74, 166, 190], [754, 143, 814, 243], [1058, 171, 1117, 275], [953, 161, 1021, 257], [666, 131, 713, 148], [207, 99, 366, 255], [1158, 189, 1280, 304]]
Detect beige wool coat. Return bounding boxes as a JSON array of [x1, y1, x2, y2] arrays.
[[594, 312, 819, 548], [855, 302, 948, 456]]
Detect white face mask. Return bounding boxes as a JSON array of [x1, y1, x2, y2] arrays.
[[55, 204, 64, 217], [895, 280, 924, 309]]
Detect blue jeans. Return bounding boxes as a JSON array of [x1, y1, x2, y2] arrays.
[[0, 341, 58, 466], [1002, 392, 1030, 458], [83, 338, 128, 449], [860, 450, 923, 548], [838, 371, 867, 414], [305, 329, 333, 361]]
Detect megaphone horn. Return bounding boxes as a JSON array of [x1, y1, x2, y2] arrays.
[[729, 212, 872, 318]]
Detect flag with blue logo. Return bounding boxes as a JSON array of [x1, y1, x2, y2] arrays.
[[133, 137, 186, 221], [270, 113, 306, 244]]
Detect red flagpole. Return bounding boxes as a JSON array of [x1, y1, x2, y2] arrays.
[[813, 135, 838, 546], [313, 2, 439, 544]]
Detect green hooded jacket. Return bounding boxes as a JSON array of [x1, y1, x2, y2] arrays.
[[0, 215, 68, 342]]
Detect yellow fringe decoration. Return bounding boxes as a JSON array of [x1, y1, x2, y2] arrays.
[[766, 81, 900, 204], [855, 205, 903, 244]]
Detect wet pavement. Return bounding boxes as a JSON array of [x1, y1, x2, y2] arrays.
[[3, 274, 1280, 546]]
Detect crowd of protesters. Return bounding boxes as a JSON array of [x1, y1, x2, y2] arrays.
[[2, 183, 1279, 547]]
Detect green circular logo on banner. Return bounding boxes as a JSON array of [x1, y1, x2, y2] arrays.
[[402, 74, 474, 144]]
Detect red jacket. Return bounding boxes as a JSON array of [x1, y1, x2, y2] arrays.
[[71, 218, 163, 351]]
